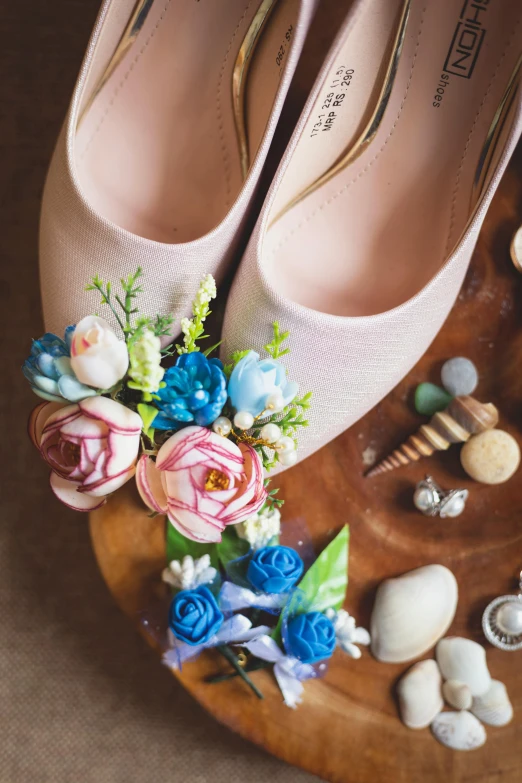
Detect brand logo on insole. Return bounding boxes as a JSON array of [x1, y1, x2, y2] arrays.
[[443, 0, 489, 79]]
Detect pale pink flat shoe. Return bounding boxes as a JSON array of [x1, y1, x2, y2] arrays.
[[40, 0, 318, 335], [222, 0, 522, 468]]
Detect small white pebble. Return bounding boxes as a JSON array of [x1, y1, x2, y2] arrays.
[[362, 447, 377, 466]]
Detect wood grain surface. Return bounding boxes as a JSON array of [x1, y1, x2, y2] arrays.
[[91, 133, 522, 782]]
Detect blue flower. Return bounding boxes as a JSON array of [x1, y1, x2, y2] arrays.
[[22, 326, 97, 402], [152, 352, 227, 431], [285, 612, 336, 664], [247, 545, 304, 594], [168, 585, 224, 646], [228, 351, 298, 417]]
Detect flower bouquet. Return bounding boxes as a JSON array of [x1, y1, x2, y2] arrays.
[[162, 523, 370, 708], [24, 269, 310, 540], [24, 270, 366, 707]]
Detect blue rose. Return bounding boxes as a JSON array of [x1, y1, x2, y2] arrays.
[[228, 351, 298, 417], [285, 612, 336, 664], [153, 352, 227, 431], [247, 545, 304, 594], [22, 326, 97, 402], [168, 585, 224, 646]]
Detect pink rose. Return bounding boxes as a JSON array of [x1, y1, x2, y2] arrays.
[[136, 425, 267, 543], [29, 396, 142, 511]]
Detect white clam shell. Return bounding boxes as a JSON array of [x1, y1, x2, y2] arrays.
[[397, 660, 443, 729], [370, 565, 458, 663], [442, 680, 473, 711], [431, 711, 486, 751], [436, 637, 491, 696], [471, 680, 513, 727]]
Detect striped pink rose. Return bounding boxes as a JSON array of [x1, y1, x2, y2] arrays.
[[136, 425, 266, 543]]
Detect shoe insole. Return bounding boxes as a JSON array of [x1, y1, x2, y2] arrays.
[[265, 0, 522, 317], [75, 0, 300, 243]]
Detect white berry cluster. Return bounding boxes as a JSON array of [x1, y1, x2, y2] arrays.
[[162, 554, 217, 591], [236, 505, 282, 549], [324, 608, 371, 659]]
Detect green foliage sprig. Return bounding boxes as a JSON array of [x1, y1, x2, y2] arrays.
[[224, 350, 250, 377], [265, 483, 284, 510], [263, 321, 290, 359], [86, 267, 174, 344]]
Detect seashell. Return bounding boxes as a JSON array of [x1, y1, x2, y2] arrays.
[[371, 564, 458, 663], [397, 660, 443, 729], [431, 711, 486, 751], [510, 224, 522, 272], [471, 680, 513, 727], [436, 637, 491, 696], [442, 679, 473, 711], [367, 396, 498, 477]]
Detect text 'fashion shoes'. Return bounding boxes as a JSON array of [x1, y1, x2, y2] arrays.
[[222, 0, 522, 470], [40, 0, 318, 337]]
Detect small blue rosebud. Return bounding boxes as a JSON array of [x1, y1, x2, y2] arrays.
[[247, 545, 304, 594], [285, 612, 336, 664]]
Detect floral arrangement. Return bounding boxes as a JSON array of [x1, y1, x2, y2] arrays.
[[24, 269, 311, 541], [25, 270, 365, 707], [161, 522, 370, 708]]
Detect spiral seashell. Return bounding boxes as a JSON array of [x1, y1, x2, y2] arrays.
[[366, 396, 498, 477]]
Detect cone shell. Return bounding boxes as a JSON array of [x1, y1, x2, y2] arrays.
[[367, 396, 498, 477]]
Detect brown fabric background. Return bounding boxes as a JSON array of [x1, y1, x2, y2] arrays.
[[0, 1, 351, 780]]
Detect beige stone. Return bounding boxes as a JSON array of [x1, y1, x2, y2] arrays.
[[460, 429, 520, 484]]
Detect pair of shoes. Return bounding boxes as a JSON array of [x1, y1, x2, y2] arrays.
[[39, 0, 522, 471]]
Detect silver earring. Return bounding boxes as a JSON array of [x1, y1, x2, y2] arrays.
[[413, 476, 468, 518], [483, 571, 522, 651]]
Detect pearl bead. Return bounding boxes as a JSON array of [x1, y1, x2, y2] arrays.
[[275, 436, 295, 454], [265, 391, 285, 413], [234, 411, 254, 431], [496, 601, 522, 635], [260, 423, 281, 444], [440, 491, 467, 518], [279, 450, 298, 467], [413, 487, 437, 514], [212, 416, 232, 436]]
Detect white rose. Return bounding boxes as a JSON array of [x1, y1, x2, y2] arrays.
[[70, 316, 129, 389]]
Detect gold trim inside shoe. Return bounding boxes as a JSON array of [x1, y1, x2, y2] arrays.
[[79, 0, 278, 180], [232, 0, 279, 180], [78, 0, 154, 127], [471, 53, 522, 208], [270, 0, 411, 226]]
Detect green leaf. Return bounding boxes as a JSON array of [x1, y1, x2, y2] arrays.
[[203, 340, 222, 357], [216, 527, 250, 568], [137, 403, 158, 440], [272, 526, 349, 642], [298, 525, 350, 614], [166, 521, 218, 569], [297, 525, 349, 614]]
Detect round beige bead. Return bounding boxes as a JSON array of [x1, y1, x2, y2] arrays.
[[461, 429, 520, 484]]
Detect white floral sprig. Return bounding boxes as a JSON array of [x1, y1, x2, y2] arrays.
[[236, 506, 281, 549], [128, 329, 165, 394], [177, 274, 217, 354], [162, 554, 217, 591], [324, 608, 371, 659]]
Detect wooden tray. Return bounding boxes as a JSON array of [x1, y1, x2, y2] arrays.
[[90, 142, 522, 782]]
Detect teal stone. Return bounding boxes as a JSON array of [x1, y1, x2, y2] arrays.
[[415, 383, 453, 416]]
